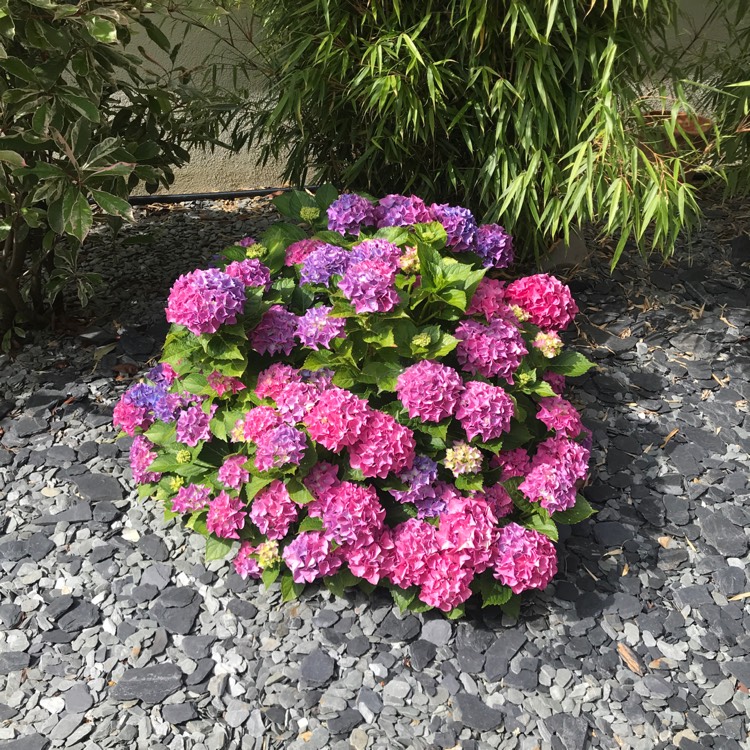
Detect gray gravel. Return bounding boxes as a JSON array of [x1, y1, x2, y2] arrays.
[[1, 195, 749, 750]]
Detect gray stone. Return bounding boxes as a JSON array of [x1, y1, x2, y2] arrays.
[[699, 510, 749, 557], [327, 708, 363, 735], [110, 664, 183, 704], [50, 713, 84, 741], [299, 649, 335, 687], [0, 703, 18, 720], [454, 693, 503, 731], [138, 534, 169, 562], [714, 567, 747, 597], [347, 635, 370, 657], [0, 652, 30, 675], [542, 714, 590, 750], [594, 521, 632, 547], [64, 684, 93, 713], [0, 604, 21, 628], [12, 417, 47, 438], [58, 602, 100, 632], [246, 708, 264, 738], [356, 687, 382, 716], [409, 640, 437, 671], [710, 679, 736, 706], [181, 635, 216, 660], [150, 587, 200, 635], [162, 702, 197, 724], [0, 734, 49, 750], [36, 503, 92, 525], [71, 473, 124, 503], [724, 661, 750, 687], [642, 675, 675, 699], [484, 631, 527, 682], [378, 611, 421, 642], [225, 699, 251, 728], [420, 619, 452, 647], [673, 585, 712, 609]]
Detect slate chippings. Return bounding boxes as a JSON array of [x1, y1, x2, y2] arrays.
[[0, 196, 749, 750]]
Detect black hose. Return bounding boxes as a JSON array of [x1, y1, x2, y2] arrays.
[[128, 186, 318, 206]]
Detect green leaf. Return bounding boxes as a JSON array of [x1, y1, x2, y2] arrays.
[[287, 478, 315, 505], [446, 604, 465, 620], [373, 225, 410, 245], [389, 584, 418, 612], [84, 15, 118, 44], [524, 510, 559, 541], [147, 454, 182, 473], [0, 57, 37, 83], [527, 379, 557, 397], [501, 596, 521, 619], [298, 515, 323, 532], [61, 93, 100, 123], [64, 190, 93, 243], [205, 535, 233, 562], [476, 574, 513, 608], [552, 494, 596, 525], [361, 360, 402, 392], [262, 565, 280, 588], [324, 568, 360, 597], [455, 473, 484, 492], [281, 573, 305, 602], [0, 150, 24, 168], [548, 351, 596, 378], [314, 183, 339, 211], [245, 474, 274, 501], [89, 189, 133, 221], [260, 222, 307, 273]]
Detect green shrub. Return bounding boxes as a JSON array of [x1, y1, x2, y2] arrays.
[[0, 0, 231, 343], [238, 0, 748, 264]]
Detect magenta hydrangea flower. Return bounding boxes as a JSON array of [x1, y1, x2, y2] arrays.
[[234, 406, 282, 443], [339, 259, 399, 314], [504, 273, 578, 332], [206, 491, 246, 539], [165, 268, 246, 336], [274, 380, 328, 423], [254, 424, 307, 471], [207, 371, 246, 397], [455, 316, 528, 383], [303, 461, 341, 504], [348, 410, 416, 478], [396, 360, 464, 423], [304, 387, 371, 452], [249, 479, 299, 540], [300, 244, 351, 285], [492, 522, 558, 594], [491, 448, 532, 481], [419, 553, 475, 612], [319, 481, 385, 545], [435, 492, 498, 573], [544, 372, 566, 395], [282, 531, 343, 583], [473, 223, 514, 269], [171, 483, 211, 513], [250, 305, 298, 356], [224, 259, 271, 290], [349, 238, 402, 266], [176, 404, 217, 447], [430, 203, 477, 251], [374, 194, 434, 228], [129, 435, 160, 484], [255, 363, 301, 401], [218, 455, 250, 489], [387, 518, 439, 589], [343, 528, 394, 584], [479, 484, 514, 518], [285, 238, 326, 266], [537, 396, 583, 438], [466, 277, 507, 321], [295, 306, 347, 350], [233, 541, 262, 579], [113, 395, 150, 437], [455, 380, 514, 441], [327, 193, 376, 235]]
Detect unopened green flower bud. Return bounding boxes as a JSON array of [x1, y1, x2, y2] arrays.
[[411, 332, 432, 349], [516, 371, 534, 387], [168, 476, 184, 493], [257, 540, 280, 569], [509, 304, 530, 322], [299, 206, 321, 222], [245, 243, 267, 259], [176, 449, 191, 464]]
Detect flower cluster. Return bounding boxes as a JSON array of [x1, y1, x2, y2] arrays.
[[117, 188, 594, 618]]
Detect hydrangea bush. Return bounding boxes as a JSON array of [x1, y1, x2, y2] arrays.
[[114, 186, 596, 618]]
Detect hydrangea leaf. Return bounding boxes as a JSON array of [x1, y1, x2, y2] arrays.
[[271, 191, 295, 219], [314, 183, 339, 212], [220, 245, 248, 263], [361, 360, 402, 392], [312, 229, 350, 246], [552, 494, 596, 525], [186, 511, 208, 536], [281, 573, 305, 602], [407, 598, 433, 613], [389, 584, 418, 612], [298, 515, 323, 532], [455, 473, 484, 492], [205, 534, 233, 562], [261, 222, 307, 273], [445, 603, 465, 620], [501, 596, 521, 619], [245, 474, 274, 501], [144, 420, 176, 445], [548, 351, 596, 377], [373, 225, 410, 244], [524, 510, 559, 542], [475, 575, 513, 608], [287, 478, 315, 505], [262, 565, 281, 588]]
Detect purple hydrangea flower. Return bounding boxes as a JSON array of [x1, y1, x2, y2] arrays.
[[238, 237, 256, 248], [374, 194, 434, 228], [430, 204, 477, 252], [455, 380, 515, 442], [349, 238, 402, 266], [295, 305, 347, 350], [171, 483, 212, 513], [327, 194, 376, 235], [282, 531, 343, 583], [255, 424, 307, 471], [390, 456, 446, 518], [473, 223, 514, 269], [124, 381, 181, 423], [224, 259, 272, 290], [455, 316, 528, 383], [299, 244, 351, 285], [339, 259, 399, 313], [176, 404, 217, 447], [250, 305, 298, 356], [129, 435, 161, 484], [165, 268, 246, 336]]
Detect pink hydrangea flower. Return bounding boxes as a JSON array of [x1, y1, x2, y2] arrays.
[[275, 380, 330, 423], [250, 305, 298, 356], [435, 491, 497, 572], [129, 435, 160, 484], [304, 388, 371, 452], [492, 522, 558, 594], [504, 273, 578, 332], [339, 259, 399, 314], [348, 410, 416, 478], [479, 484, 514, 518], [319, 481, 385, 545], [218, 455, 250, 489], [165, 268, 246, 336], [396, 361, 464, 423], [343, 528, 394, 584], [544, 372, 566, 395], [350, 238, 402, 266], [234, 406, 282, 443], [171, 483, 211, 513], [233, 541, 262, 579], [282, 531, 343, 583], [224, 259, 271, 290], [419, 552, 475, 612], [206, 491, 246, 539], [249, 479, 299, 540], [466, 277, 507, 321], [207, 371, 246, 397], [285, 238, 327, 266], [455, 316, 528, 383], [113, 396, 150, 437], [255, 363, 302, 401], [492, 448, 531, 481], [387, 518, 439, 589], [374, 194, 434, 228], [303, 461, 341, 502], [176, 404, 217, 447], [254, 424, 307, 471], [537, 396, 583, 438], [455, 380, 514, 441]]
